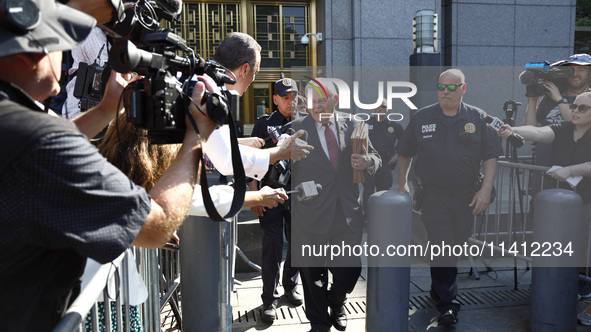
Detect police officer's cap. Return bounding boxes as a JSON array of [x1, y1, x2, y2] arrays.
[[0, 0, 95, 58], [274, 78, 298, 97]]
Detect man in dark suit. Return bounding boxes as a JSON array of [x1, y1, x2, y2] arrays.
[[291, 78, 381, 332]]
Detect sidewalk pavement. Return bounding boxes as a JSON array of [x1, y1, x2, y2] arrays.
[[231, 259, 591, 332]]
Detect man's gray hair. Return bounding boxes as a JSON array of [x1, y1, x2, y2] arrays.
[[305, 77, 338, 98], [440, 68, 465, 84], [213, 32, 261, 72]]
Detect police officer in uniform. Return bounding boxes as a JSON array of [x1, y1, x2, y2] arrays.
[[362, 99, 404, 215], [249, 78, 303, 322], [397, 69, 502, 325]]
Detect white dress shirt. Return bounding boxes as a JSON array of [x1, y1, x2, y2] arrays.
[[205, 125, 269, 180], [315, 117, 339, 160]]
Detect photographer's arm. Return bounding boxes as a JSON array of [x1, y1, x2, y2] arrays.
[[524, 96, 541, 126], [248, 180, 265, 216], [544, 81, 572, 122], [131, 75, 220, 248], [132, 128, 201, 248], [186, 76, 218, 140]]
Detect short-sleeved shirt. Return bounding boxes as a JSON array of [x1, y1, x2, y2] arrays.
[[549, 122, 591, 203], [251, 110, 290, 149], [536, 95, 575, 127], [535, 95, 578, 166], [397, 102, 503, 189], [0, 87, 151, 330], [367, 116, 404, 160], [250, 110, 291, 189]]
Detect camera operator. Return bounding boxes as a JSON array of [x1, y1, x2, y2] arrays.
[[0, 1, 219, 329], [524, 54, 591, 165], [204, 33, 312, 181], [248, 78, 303, 322]]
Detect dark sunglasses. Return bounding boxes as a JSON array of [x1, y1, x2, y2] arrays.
[[437, 83, 464, 92], [569, 104, 591, 113], [378, 105, 387, 109]]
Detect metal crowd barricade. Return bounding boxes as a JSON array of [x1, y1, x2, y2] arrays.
[[53, 246, 182, 332], [466, 159, 591, 286], [53, 252, 130, 332]]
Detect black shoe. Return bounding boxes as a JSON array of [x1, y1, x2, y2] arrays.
[[285, 288, 304, 306], [261, 304, 276, 322], [437, 308, 458, 326], [330, 303, 347, 331], [308, 327, 331, 332]]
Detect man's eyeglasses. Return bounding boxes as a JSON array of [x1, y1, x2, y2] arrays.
[[312, 99, 329, 106], [377, 105, 387, 109], [437, 83, 464, 92], [569, 104, 591, 113]]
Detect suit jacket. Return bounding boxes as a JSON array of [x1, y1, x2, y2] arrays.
[[292, 112, 381, 234]]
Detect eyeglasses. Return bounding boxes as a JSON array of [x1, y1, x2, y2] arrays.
[[569, 103, 591, 113], [437, 83, 464, 92], [312, 99, 329, 106], [377, 105, 387, 109]]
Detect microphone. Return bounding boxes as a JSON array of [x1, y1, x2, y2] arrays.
[[484, 115, 525, 148], [286, 181, 322, 201], [263, 119, 298, 143], [155, 0, 183, 15]]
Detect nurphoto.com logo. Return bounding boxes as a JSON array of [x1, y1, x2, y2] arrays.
[[304, 76, 418, 122]]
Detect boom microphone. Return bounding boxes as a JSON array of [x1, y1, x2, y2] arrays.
[[484, 115, 525, 148]]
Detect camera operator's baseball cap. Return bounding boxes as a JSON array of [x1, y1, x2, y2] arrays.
[[274, 78, 298, 96], [566, 54, 591, 66], [0, 0, 96, 58]]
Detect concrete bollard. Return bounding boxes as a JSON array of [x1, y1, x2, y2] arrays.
[[530, 189, 583, 332], [365, 190, 412, 332], [179, 216, 232, 332]]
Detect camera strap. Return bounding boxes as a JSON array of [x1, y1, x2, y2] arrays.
[[188, 110, 246, 222]]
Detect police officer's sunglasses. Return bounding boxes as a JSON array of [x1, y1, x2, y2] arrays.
[[569, 104, 591, 113], [437, 83, 464, 92]]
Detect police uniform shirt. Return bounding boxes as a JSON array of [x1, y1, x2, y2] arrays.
[[251, 110, 290, 149], [397, 102, 503, 189], [251, 110, 291, 188], [367, 116, 404, 160]]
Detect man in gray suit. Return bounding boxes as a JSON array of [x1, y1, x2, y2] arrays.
[[291, 78, 381, 332]]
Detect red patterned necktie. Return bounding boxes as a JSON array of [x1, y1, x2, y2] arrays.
[[323, 122, 339, 170]]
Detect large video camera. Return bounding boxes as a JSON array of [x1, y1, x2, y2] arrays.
[[519, 61, 573, 97], [106, 0, 237, 143]]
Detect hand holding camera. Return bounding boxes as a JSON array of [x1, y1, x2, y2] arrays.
[[542, 81, 562, 102]]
